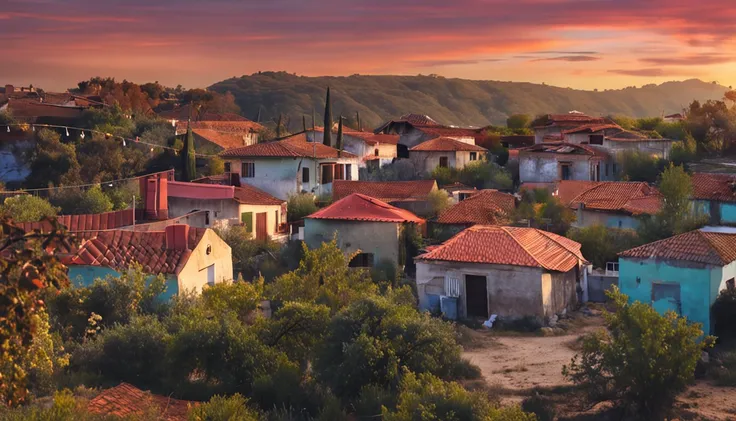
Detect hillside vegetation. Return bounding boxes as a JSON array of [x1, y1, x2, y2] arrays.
[[209, 72, 729, 128]]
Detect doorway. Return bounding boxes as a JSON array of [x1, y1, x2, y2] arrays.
[[465, 275, 488, 318], [256, 212, 268, 241]]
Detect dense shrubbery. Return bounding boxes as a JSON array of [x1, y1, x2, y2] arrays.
[[430, 160, 513, 190], [514, 188, 575, 235], [567, 225, 642, 269], [0, 195, 58, 222], [287, 193, 318, 222]]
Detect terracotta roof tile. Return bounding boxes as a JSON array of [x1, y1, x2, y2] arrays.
[[332, 180, 437, 202], [308, 193, 424, 223], [312, 127, 399, 145], [221, 133, 357, 159], [14, 209, 135, 233], [410, 137, 487, 152], [691, 173, 736, 203], [619, 230, 736, 266], [417, 225, 585, 271], [233, 184, 285, 205], [562, 123, 622, 134], [520, 142, 609, 159], [437, 190, 516, 225], [559, 181, 662, 215], [87, 383, 193, 421], [416, 126, 481, 138]]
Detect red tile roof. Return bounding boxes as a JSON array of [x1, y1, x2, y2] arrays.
[[307, 193, 424, 223], [69, 227, 207, 275], [332, 180, 437, 203], [558, 181, 662, 215], [220, 133, 357, 159], [562, 123, 622, 134], [15, 209, 135, 233], [619, 230, 736, 266], [416, 126, 481, 139], [691, 173, 736, 203], [410, 137, 487, 152], [417, 225, 586, 271], [5, 99, 85, 121], [87, 383, 193, 421], [311, 127, 399, 145], [234, 184, 285, 205], [437, 190, 516, 225], [520, 142, 609, 159]]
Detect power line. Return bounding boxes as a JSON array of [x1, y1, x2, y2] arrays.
[[2, 123, 219, 157], [3, 170, 174, 194]]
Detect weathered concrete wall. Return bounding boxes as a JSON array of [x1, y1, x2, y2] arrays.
[[534, 127, 562, 144], [416, 260, 547, 319], [545, 269, 579, 316], [574, 209, 640, 229], [519, 155, 593, 183], [178, 229, 233, 293], [304, 219, 401, 267], [619, 257, 721, 333], [238, 203, 284, 237], [604, 139, 674, 159], [588, 274, 618, 302], [168, 197, 239, 228]]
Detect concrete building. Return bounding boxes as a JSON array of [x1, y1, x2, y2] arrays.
[[305, 127, 399, 169], [415, 225, 586, 321], [555, 180, 662, 229], [331, 179, 438, 216], [691, 173, 736, 225], [66, 224, 233, 298], [409, 137, 487, 174], [618, 227, 736, 333], [304, 193, 424, 270], [374, 113, 481, 157], [175, 120, 264, 154], [518, 142, 614, 184], [532, 113, 610, 144], [220, 133, 360, 199]]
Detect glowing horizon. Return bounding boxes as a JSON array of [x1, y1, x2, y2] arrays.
[[1, 0, 735, 92]]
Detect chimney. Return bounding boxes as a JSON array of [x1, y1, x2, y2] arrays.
[[140, 173, 169, 220], [165, 224, 190, 251], [157, 176, 169, 220]]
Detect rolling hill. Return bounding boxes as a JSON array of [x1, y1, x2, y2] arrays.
[[209, 72, 729, 129]]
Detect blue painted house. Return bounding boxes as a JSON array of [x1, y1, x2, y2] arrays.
[[618, 228, 736, 333], [691, 173, 736, 226]]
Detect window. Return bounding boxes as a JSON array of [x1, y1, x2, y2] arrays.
[[605, 164, 609, 177], [560, 163, 572, 180], [321, 164, 334, 184], [224, 162, 231, 173], [469, 152, 477, 161], [241, 162, 255, 178], [606, 262, 620, 275], [275, 210, 279, 232], [727, 278, 735, 289], [241, 212, 253, 233], [345, 164, 352, 180], [334, 164, 345, 180], [595, 163, 601, 181], [302, 167, 310, 183], [349, 253, 375, 268], [375, 148, 379, 156], [439, 156, 449, 168], [589, 134, 604, 145]]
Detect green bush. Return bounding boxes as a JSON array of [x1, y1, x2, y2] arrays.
[[287, 193, 318, 222], [712, 287, 736, 339], [567, 225, 642, 270], [430, 166, 458, 187], [0, 389, 121, 420], [0, 195, 58, 222], [563, 287, 714, 419], [617, 150, 667, 183], [188, 394, 261, 421]]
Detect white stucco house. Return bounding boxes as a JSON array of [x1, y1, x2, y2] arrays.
[[220, 133, 360, 199], [305, 127, 399, 169], [415, 225, 586, 321], [518, 142, 614, 185], [304, 193, 425, 270], [409, 137, 487, 174]]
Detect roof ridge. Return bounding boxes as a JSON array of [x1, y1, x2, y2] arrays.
[[500, 226, 546, 269], [568, 182, 604, 204], [698, 230, 732, 265]]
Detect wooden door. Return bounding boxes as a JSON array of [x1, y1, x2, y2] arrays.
[[465, 275, 488, 318], [256, 212, 268, 241]]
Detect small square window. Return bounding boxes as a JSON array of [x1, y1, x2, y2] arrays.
[[469, 152, 477, 161], [224, 162, 231, 173], [349, 253, 375, 268], [241, 162, 255, 178], [439, 157, 449, 168]]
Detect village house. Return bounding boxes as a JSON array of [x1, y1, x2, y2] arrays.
[[374, 113, 481, 157], [175, 119, 264, 153], [87, 382, 193, 420], [555, 180, 662, 229], [305, 127, 399, 168], [532, 113, 610, 144], [66, 224, 233, 298], [220, 133, 360, 199], [409, 137, 487, 174], [618, 227, 736, 333], [304, 193, 424, 270], [691, 173, 736, 225], [332, 179, 438, 216], [518, 142, 614, 184], [435, 189, 516, 237], [415, 225, 586, 321]]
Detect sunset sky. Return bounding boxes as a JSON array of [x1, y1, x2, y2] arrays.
[[2, 0, 735, 92]]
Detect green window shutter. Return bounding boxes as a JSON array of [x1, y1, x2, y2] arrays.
[[241, 212, 253, 232]]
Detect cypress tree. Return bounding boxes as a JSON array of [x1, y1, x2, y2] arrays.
[[182, 119, 197, 181], [356, 111, 361, 131], [302, 115, 307, 132], [323, 87, 332, 146], [336, 116, 343, 157], [276, 113, 282, 138], [256, 107, 261, 123], [312, 108, 316, 129]]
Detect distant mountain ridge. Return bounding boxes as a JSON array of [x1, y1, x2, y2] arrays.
[[209, 72, 729, 129]]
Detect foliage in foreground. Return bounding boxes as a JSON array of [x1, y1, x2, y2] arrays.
[[0, 195, 59, 222], [563, 287, 714, 420]]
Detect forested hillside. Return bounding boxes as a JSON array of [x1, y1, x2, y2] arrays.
[[209, 72, 729, 128]]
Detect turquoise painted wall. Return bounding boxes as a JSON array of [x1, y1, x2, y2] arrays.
[[68, 266, 180, 301], [619, 258, 719, 333], [721, 203, 736, 224]]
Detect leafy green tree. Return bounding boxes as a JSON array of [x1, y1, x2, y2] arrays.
[[563, 287, 714, 419], [685, 99, 736, 155], [430, 166, 458, 187], [215, 226, 280, 279], [181, 121, 197, 181], [286, 193, 318, 222], [0, 195, 58, 222], [566, 225, 641, 269], [506, 114, 531, 129], [201, 278, 264, 323], [323, 87, 332, 146], [206, 156, 225, 176], [313, 295, 465, 399], [26, 129, 83, 188], [617, 150, 666, 183], [256, 302, 331, 366], [188, 394, 261, 421], [267, 240, 377, 313], [458, 160, 513, 190], [426, 189, 451, 218], [514, 188, 575, 235], [384, 371, 535, 421]]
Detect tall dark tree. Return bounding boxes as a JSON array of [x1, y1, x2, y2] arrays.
[[312, 108, 316, 129], [323, 87, 332, 146], [336, 116, 343, 157], [356, 111, 362, 131], [276, 113, 283, 139], [302, 115, 307, 133], [182, 119, 197, 181], [255, 107, 261, 123]]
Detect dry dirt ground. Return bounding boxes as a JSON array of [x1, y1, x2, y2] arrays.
[[460, 309, 736, 420]]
